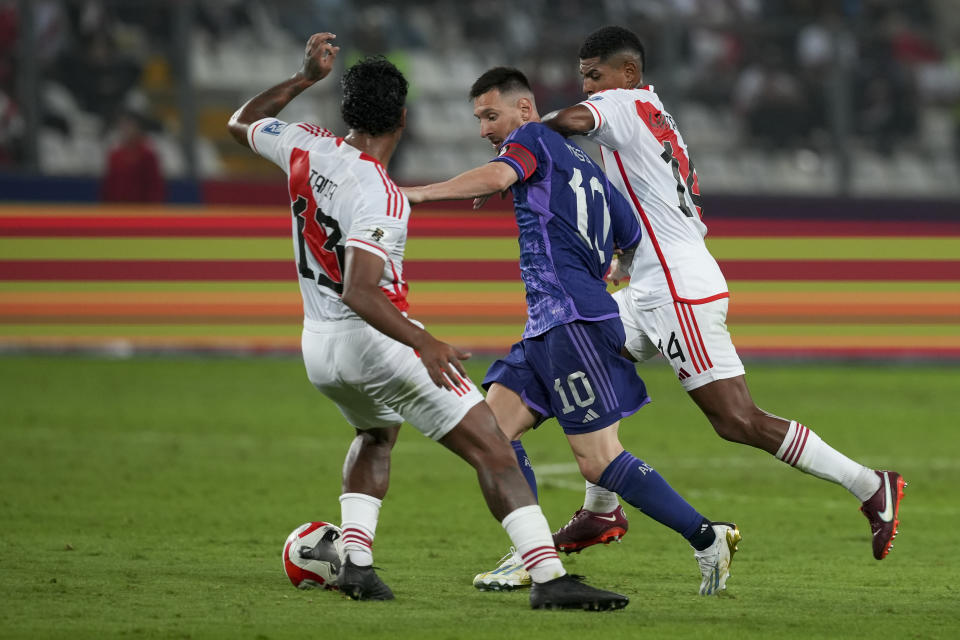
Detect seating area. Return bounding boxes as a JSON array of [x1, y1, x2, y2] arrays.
[[2, 0, 958, 197]]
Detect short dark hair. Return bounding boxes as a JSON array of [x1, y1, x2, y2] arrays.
[[579, 26, 646, 72], [341, 56, 408, 136], [469, 67, 532, 100]]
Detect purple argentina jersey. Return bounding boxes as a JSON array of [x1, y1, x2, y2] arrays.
[[492, 122, 641, 338]]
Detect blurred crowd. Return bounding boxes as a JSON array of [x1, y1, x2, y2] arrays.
[[332, 0, 960, 155], [1, 0, 958, 196]]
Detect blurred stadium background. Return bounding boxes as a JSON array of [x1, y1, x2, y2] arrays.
[[1, 0, 958, 358]]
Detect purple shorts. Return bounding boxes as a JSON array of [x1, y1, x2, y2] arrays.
[[483, 318, 650, 434]]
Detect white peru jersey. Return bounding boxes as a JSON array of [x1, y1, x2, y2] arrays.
[[580, 86, 728, 309], [248, 118, 410, 325]]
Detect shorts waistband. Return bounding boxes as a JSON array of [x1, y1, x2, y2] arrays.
[[303, 316, 369, 334]]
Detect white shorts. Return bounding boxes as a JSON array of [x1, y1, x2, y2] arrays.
[[301, 317, 484, 440], [613, 290, 745, 391]]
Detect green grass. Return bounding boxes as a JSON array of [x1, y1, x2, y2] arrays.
[[0, 357, 957, 639]]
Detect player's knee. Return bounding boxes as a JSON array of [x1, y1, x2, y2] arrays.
[[356, 426, 399, 451], [463, 443, 520, 483], [447, 408, 517, 472], [575, 457, 607, 484]]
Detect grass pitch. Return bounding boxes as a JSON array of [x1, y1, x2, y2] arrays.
[[0, 356, 956, 639]]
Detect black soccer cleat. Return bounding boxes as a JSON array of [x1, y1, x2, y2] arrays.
[[337, 558, 395, 601], [529, 574, 629, 611]]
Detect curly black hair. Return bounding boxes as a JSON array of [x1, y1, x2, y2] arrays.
[[340, 56, 408, 136], [469, 67, 532, 100], [578, 26, 645, 72]]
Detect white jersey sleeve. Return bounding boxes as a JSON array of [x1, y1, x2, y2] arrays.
[[345, 182, 407, 265], [342, 160, 411, 313], [580, 89, 636, 150], [247, 118, 337, 172]]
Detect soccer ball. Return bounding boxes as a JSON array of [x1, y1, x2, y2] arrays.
[[282, 521, 343, 590]]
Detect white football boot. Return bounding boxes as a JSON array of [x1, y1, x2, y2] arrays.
[[693, 522, 741, 595], [472, 546, 531, 591]]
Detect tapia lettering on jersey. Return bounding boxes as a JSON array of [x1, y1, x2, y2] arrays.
[[642, 108, 678, 134], [308, 169, 339, 201]]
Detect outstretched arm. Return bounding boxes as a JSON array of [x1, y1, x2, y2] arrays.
[[541, 104, 596, 138], [401, 162, 517, 206], [227, 32, 340, 147]]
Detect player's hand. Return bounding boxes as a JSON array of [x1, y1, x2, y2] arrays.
[[301, 33, 339, 82], [415, 334, 471, 391], [606, 251, 630, 286], [472, 189, 509, 210]]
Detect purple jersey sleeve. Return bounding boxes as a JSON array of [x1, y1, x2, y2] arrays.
[[494, 142, 538, 181], [490, 124, 544, 183]]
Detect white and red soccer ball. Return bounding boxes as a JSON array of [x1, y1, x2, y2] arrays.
[[282, 521, 343, 590]]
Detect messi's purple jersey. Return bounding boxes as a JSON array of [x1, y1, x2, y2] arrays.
[[492, 122, 641, 338]]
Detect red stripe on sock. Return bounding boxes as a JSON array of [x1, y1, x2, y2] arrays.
[[521, 545, 557, 564], [340, 528, 373, 548], [787, 424, 811, 466], [781, 424, 805, 464], [783, 424, 806, 466], [521, 545, 554, 558], [524, 550, 559, 570], [341, 538, 372, 549]]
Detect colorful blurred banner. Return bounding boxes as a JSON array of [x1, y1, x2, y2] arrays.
[[1, 204, 958, 358]]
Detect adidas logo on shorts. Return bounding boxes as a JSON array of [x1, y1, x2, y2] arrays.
[[581, 409, 601, 423]]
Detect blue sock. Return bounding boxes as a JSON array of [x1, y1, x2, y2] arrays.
[[597, 450, 707, 543], [511, 440, 538, 501]]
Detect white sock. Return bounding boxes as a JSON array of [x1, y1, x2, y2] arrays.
[[583, 480, 620, 513], [339, 492, 381, 567], [775, 421, 881, 502], [501, 505, 565, 583]]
